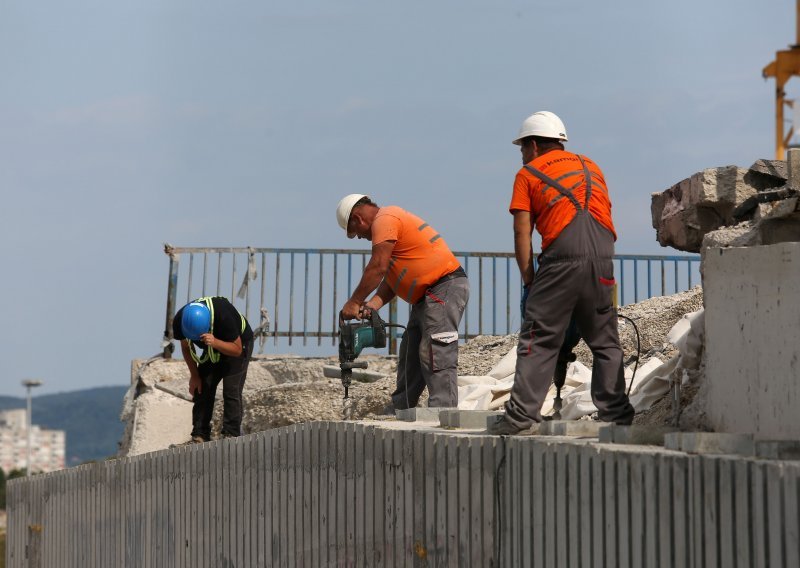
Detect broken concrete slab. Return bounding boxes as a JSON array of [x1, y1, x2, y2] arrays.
[[439, 409, 503, 429], [755, 440, 800, 460], [651, 164, 788, 252], [395, 407, 446, 422], [539, 420, 603, 437], [598, 424, 677, 445], [664, 432, 754, 456], [701, 222, 759, 250], [123, 389, 193, 456], [746, 158, 788, 183]]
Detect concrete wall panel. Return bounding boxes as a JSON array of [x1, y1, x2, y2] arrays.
[[6, 422, 800, 567], [704, 242, 800, 439]]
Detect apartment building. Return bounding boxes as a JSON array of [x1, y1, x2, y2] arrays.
[[0, 409, 65, 474]]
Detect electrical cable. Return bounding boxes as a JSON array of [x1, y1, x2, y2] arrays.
[[617, 314, 641, 397]]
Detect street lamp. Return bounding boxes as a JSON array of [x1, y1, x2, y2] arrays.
[[22, 379, 42, 477]]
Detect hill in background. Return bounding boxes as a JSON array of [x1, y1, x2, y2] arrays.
[[0, 386, 127, 467]]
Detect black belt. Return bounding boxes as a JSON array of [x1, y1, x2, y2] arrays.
[[430, 266, 466, 289]]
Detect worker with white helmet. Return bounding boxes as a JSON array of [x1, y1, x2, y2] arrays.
[[488, 111, 635, 435], [172, 296, 254, 442], [335, 195, 470, 411]]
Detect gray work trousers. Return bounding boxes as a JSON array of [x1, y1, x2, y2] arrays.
[[505, 214, 635, 428], [392, 275, 470, 410]]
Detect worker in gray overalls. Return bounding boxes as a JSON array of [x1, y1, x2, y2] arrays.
[[489, 111, 635, 435]]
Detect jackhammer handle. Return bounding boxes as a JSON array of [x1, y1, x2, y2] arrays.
[[341, 361, 369, 370]]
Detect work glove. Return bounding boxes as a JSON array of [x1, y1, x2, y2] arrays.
[[520, 283, 531, 319]]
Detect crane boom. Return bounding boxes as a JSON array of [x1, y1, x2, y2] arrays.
[[763, 0, 800, 159]]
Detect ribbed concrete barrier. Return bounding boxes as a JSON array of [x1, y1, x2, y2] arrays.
[[6, 422, 800, 567]]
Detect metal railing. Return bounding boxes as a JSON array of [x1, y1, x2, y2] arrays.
[[162, 245, 701, 356]]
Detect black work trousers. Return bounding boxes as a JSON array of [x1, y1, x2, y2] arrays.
[[191, 340, 253, 440]]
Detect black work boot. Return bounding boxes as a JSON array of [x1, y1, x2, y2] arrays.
[[486, 416, 524, 436]]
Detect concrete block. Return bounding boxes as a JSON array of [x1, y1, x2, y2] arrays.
[[788, 148, 800, 188], [747, 158, 788, 184], [539, 420, 603, 437], [598, 424, 677, 445], [755, 440, 800, 460], [704, 243, 800, 440], [395, 407, 445, 422], [438, 409, 503, 429], [664, 432, 682, 451], [664, 432, 754, 456]]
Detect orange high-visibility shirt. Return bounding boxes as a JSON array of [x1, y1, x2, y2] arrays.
[[508, 150, 617, 251], [371, 206, 461, 304]]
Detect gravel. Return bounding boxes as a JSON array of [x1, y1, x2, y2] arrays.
[[574, 286, 703, 366]]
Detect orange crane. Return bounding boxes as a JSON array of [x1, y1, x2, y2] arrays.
[[764, 0, 800, 159]]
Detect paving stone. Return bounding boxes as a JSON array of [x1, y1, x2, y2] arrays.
[[755, 440, 800, 460], [539, 420, 603, 437], [664, 432, 754, 456], [598, 425, 677, 445], [439, 410, 503, 429], [395, 407, 445, 422]]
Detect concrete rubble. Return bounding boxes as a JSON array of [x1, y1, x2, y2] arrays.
[[650, 150, 800, 441], [651, 158, 798, 252], [119, 354, 398, 456]]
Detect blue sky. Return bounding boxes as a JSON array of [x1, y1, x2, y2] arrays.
[[0, 1, 794, 395]]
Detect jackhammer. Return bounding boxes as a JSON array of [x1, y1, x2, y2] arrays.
[[551, 314, 641, 420]]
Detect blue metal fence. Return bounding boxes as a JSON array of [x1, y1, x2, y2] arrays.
[[162, 245, 700, 356]]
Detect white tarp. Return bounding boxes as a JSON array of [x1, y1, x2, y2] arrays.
[[456, 308, 705, 419]]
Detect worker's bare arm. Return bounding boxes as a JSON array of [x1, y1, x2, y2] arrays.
[[199, 334, 243, 357], [342, 241, 395, 318], [512, 210, 535, 286], [362, 279, 396, 315], [180, 340, 203, 395]]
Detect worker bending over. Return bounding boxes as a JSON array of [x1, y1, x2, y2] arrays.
[[336, 195, 469, 411], [489, 111, 634, 435], [173, 296, 254, 442]]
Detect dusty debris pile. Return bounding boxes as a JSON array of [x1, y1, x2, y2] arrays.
[[576, 286, 703, 367], [119, 354, 401, 455], [239, 286, 705, 432], [119, 289, 705, 455]]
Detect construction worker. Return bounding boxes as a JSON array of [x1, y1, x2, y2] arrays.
[[172, 297, 254, 442], [489, 111, 635, 435], [336, 194, 470, 411]]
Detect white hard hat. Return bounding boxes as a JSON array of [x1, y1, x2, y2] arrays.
[[336, 193, 369, 238], [512, 111, 568, 145]]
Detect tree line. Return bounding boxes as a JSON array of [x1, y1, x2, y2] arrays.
[[0, 467, 26, 510]]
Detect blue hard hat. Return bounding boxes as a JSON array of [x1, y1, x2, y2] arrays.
[[181, 302, 211, 341]]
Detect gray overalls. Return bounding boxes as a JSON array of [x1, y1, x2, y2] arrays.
[[504, 156, 635, 428]]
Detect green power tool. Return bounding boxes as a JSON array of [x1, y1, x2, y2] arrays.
[[338, 311, 387, 400]]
